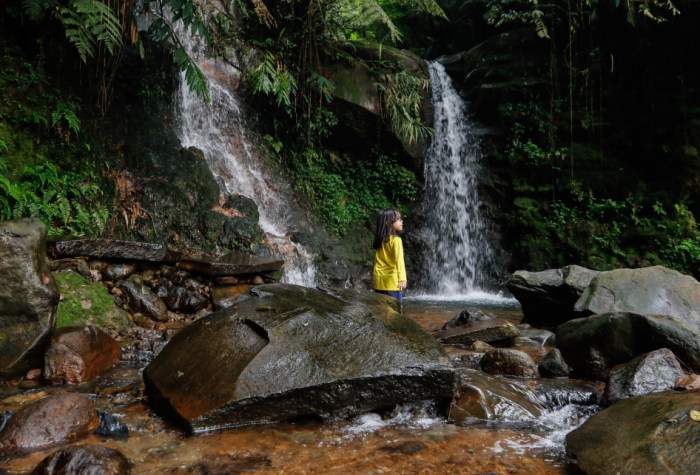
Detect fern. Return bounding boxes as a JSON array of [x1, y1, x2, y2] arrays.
[[52, 100, 82, 135], [59, 0, 123, 63], [20, 0, 52, 21]]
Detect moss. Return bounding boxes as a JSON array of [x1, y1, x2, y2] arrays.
[[55, 270, 128, 329]]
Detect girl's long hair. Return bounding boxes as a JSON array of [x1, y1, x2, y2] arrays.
[[372, 208, 400, 249]]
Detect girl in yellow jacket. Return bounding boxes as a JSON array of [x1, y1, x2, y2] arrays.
[[372, 208, 407, 302]]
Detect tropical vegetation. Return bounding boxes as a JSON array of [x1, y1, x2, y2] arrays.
[[1, 0, 698, 278]]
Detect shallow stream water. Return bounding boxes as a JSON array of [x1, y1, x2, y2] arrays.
[[0, 298, 586, 475]]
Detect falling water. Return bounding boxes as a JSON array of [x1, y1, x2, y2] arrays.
[[175, 31, 316, 286], [414, 62, 499, 297]]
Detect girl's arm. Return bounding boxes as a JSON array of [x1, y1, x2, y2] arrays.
[[395, 237, 407, 290]]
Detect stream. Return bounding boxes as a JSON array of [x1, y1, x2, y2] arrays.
[[0, 297, 590, 474]]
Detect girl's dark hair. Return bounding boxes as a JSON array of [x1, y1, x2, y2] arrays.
[[372, 208, 400, 249]]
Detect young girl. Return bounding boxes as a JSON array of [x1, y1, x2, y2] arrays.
[[372, 208, 407, 302]]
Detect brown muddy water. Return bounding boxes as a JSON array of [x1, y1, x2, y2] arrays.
[[0, 298, 584, 474]]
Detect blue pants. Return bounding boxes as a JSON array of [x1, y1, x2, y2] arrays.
[[374, 289, 403, 302]]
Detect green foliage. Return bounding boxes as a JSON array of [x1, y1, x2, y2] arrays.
[[292, 148, 417, 235], [249, 51, 298, 111], [0, 161, 109, 237], [378, 70, 432, 146], [144, 0, 212, 102], [58, 0, 123, 62], [51, 99, 81, 136]]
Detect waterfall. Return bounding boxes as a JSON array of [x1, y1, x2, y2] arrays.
[[414, 62, 498, 297], [175, 31, 316, 286]]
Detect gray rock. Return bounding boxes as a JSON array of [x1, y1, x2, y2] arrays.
[[49, 239, 166, 262], [574, 266, 700, 325], [538, 348, 570, 378], [0, 219, 59, 378], [103, 263, 137, 282], [604, 348, 685, 404], [566, 391, 700, 474], [116, 279, 168, 322], [143, 284, 455, 433], [556, 312, 700, 380], [163, 286, 209, 313], [432, 319, 520, 346], [507, 265, 599, 326]]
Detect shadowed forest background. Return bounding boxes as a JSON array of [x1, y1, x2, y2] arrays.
[[1, 0, 698, 283]]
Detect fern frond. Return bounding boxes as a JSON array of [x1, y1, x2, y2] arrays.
[[251, 0, 276, 28], [21, 0, 52, 21], [337, 0, 403, 43], [395, 0, 448, 20], [59, 0, 123, 63]]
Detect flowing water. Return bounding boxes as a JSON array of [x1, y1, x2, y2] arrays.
[[0, 299, 594, 474], [414, 62, 499, 297], [176, 31, 316, 286]]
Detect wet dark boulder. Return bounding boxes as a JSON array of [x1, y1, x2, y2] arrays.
[[604, 348, 685, 405], [0, 219, 60, 379], [143, 284, 455, 433], [0, 393, 99, 455], [44, 325, 122, 385], [440, 309, 493, 329], [116, 278, 168, 322], [566, 390, 700, 474], [162, 285, 209, 313], [538, 348, 570, 378], [507, 265, 599, 327], [32, 444, 131, 475], [556, 312, 700, 380]]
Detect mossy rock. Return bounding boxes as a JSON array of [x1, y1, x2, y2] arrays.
[[55, 271, 128, 331]]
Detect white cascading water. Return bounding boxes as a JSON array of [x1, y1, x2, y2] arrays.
[[415, 62, 498, 298], [175, 31, 316, 286]]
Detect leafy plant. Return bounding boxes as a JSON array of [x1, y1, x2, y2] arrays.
[[378, 70, 432, 146], [0, 161, 109, 237]]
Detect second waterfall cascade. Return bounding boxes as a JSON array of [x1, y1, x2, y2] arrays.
[[175, 37, 316, 286], [415, 62, 501, 298]]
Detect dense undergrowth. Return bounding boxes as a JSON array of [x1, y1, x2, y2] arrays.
[[1, 0, 699, 280]]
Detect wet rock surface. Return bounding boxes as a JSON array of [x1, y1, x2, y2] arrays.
[[556, 312, 700, 380], [0, 393, 99, 455], [604, 348, 685, 404], [507, 265, 599, 326], [567, 390, 700, 475], [573, 265, 700, 322], [480, 349, 538, 378], [143, 284, 455, 433], [433, 319, 520, 346], [0, 219, 59, 378], [32, 444, 131, 475], [48, 239, 167, 262], [44, 325, 122, 385]]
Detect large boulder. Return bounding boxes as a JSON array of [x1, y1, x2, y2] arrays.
[[507, 265, 599, 326], [573, 265, 700, 321], [556, 312, 700, 380], [0, 219, 60, 378], [143, 284, 455, 433], [566, 390, 700, 474]]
